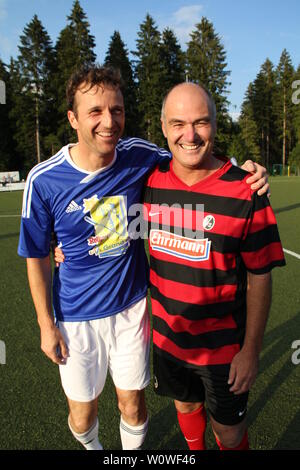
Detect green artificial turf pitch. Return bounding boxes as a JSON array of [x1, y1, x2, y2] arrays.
[[0, 177, 299, 449]]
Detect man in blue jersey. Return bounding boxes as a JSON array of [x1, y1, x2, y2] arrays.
[[19, 65, 269, 451]]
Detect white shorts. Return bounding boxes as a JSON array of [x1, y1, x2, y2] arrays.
[[58, 297, 150, 402]]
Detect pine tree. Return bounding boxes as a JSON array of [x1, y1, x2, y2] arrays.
[[55, 0, 96, 145], [186, 17, 231, 153], [252, 59, 279, 168], [292, 65, 300, 143], [275, 49, 295, 169], [133, 14, 164, 145], [237, 84, 261, 162], [104, 31, 138, 137], [0, 59, 15, 170], [14, 15, 55, 168], [67, 0, 96, 67], [160, 28, 185, 92]]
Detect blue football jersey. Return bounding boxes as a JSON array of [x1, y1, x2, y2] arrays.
[[18, 138, 170, 321]]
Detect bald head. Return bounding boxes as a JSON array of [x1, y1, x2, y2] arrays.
[[161, 82, 216, 124], [160, 81, 218, 178]]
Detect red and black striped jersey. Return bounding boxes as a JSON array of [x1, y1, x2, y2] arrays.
[[143, 157, 285, 368]]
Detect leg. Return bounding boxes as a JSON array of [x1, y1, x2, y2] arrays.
[[109, 298, 151, 450], [152, 350, 207, 450], [58, 320, 108, 450], [174, 400, 207, 450], [201, 364, 250, 450], [116, 388, 147, 425], [67, 397, 103, 450], [68, 397, 98, 433], [116, 388, 148, 450], [210, 415, 249, 450]]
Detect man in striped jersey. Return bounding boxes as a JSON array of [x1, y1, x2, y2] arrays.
[[19, 65, 269, 451], [144, 82, 285, 450]]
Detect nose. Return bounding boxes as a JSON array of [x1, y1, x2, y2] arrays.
[[102, 110, 113, 128], [183, 123, 197, 142]]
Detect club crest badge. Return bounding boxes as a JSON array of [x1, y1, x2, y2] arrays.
[[203, 215, 215, 231]]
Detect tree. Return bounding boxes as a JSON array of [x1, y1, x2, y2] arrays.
[[186, 17, 231, 153], [158, 28, 186, 147], [275, 49, 295, 169], [292, 65, 300, 144], [104, 31, 138, 137], [133, 14, 164, 145], [236, 84, 261, 163], [0, 58, 15, 170], [252, 59, 279, 168], [55, 0, 96, 145], [14, 15, 55, 169], [66, 0, 96, 67], [288, 143, 300, 174], [160, 28, 185, 92]]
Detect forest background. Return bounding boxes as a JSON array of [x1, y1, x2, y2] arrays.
[[0, 0, 300, 175]]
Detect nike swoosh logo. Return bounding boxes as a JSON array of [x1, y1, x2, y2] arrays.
[[238, 409, 247, 417], [149, 211, 162, 216]]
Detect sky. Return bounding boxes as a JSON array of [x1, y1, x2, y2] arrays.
[[0, 0, 300, 117]]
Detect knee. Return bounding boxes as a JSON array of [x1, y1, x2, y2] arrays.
[[117, 391, 146, 425], [118, 400, 140, 423], [214, 428, 245, 449], [69, 411, 97, 434], [174, 401, 203, 414]]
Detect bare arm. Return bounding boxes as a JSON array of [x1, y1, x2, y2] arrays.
[[228, 271, 272, 394], [26, 257, 68, 365]]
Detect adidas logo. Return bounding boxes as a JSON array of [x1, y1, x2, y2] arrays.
[[66, 200, 82, 213]]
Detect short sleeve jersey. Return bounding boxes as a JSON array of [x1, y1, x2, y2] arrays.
[[143, 157, 286, 368], [18, 138, 170, 322]]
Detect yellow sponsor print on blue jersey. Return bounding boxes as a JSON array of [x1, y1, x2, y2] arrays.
[[83, 195, 129, 258]]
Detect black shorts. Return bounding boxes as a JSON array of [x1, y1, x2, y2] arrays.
[[153, 350, 249, 426]]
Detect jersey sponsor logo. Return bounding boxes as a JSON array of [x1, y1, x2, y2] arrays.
[[83, 195, 129, 258], [150, 229, 211, 262], [203, 214, 215, 231], [65, 200, 82, 213]]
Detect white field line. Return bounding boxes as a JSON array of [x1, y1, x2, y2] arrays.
[[283, 248, 300, 260], [0, 215, 21, 217]]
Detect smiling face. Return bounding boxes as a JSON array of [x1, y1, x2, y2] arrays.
[[161, 83, 217, 173], [68, 82, 125, 163]]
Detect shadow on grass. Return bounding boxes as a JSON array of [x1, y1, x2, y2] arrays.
[[0, 232, 19, 240], [247, 311, 300, 448], [274, 203, 300, 214], [145, 401, 184, 450], [274, 408, 300, 450]]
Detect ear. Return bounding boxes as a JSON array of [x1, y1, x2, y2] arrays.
[[161, 118, 167, 139], [68, 110, 79, 131]]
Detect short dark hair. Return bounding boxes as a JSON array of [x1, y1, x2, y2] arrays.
[[66, 64, 124, 115]]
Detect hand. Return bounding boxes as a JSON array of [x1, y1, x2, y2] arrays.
[[228, 348, 259, 395], [241, 160, 270, 196], [40, 324, 68, 365], [54, 246, 65, 267]]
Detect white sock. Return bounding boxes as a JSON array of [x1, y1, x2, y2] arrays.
[[120, 415, 149, 450], [68, 416, 103, 450]]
